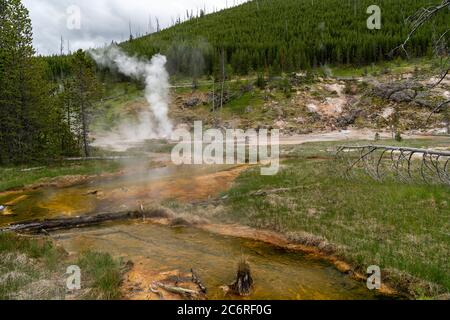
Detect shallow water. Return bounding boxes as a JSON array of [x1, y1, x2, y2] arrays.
[[0, 165, 243, 226], [1, 164, 384, 300], [54, 222, 383, 300]]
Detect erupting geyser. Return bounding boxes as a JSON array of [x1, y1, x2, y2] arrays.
[[90, 45, 173, 151]]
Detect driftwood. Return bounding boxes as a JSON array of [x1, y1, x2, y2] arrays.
[[0, 209, 169, 234], [249, 185, 319, 197], [154, 282, 198, 297], [191, 269, 207, 294]]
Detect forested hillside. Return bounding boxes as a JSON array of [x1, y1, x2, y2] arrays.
[[44, 0, 450, 79], [115, 0, 449, 76]]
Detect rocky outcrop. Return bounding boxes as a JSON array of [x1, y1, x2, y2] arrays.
[[373, 82, 419, 102], [390, 88, 416, 103], [372, 81, 441, 109], [412, 92, 435, 109]]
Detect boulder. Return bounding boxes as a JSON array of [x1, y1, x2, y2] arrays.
[[373, 82, 416, 101], [336, 109, 363, 128], [183, 97, 201, 108], [412, 92, 435, 109], [390, 89, 416, 103]]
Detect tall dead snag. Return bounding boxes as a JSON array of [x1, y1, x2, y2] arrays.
[[229, 258, 254, 296], [220, 48, 225, 111]]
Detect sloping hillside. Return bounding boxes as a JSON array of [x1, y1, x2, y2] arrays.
[[120, 0, 449, 75]]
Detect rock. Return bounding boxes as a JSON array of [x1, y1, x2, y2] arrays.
[[373, 82, 414, 100], [371, 81, 439, 106], [381, 107, 395, 120], [336, 109, 362, 128], [294, 117, 306, 125], [240, 84, 254, 93], [275, 120, 287, 129], [183, 97, 201, 108], [307, 103, 318, 113], [412, 92, 435, 109], [390, 89, 416, 103], [443, 91, 450, 99]]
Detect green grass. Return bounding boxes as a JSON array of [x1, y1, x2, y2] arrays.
[[0, 233, 63, 299], [0, 233, 124, 300], [329, 57, 436, 78], [0, 161, 122, 192], [77, 251, 123, 300], [225, 91, 265, 115], [222, 139, 450, 297], [0, 232, 61, 268], [283, 138, 450, 159], [92, 81, 144, 132]]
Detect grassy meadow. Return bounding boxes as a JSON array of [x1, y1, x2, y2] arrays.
[[219, 139, 450, 297], [0, 232, 123, 300]]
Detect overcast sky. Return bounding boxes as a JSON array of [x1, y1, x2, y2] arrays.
[[23, 0, 248, 56]]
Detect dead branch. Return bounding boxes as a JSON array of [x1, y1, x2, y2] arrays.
[[336, 145, 450, 185], [191, 269, 207, 294], [154, 282, 198, 297], [393, 0, 450, 57], [249, 185, 319, 197]]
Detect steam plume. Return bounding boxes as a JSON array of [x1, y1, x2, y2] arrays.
[[90, 45, 173, 150]]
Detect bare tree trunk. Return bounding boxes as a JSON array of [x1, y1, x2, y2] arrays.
[[212, 77, 215, 112], [80, 101, 89, 157], [220, 48, 225, 111]]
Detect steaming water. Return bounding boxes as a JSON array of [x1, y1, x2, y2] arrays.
[[90, 45, 173, 151], [0, 165, 243, 226], [0, 164, 386, 300]]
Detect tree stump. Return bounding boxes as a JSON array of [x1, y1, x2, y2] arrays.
[[229, 258, 253, 296]]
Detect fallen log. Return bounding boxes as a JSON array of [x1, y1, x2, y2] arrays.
[[0, 209, 170, 234], [249, 185, 319, 197], [154, 282, 198, 297]]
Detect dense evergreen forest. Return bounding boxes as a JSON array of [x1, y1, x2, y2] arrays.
[[143, 0, 449, 76], [0, 0, 100, 164], [46, 0, 450, 79]]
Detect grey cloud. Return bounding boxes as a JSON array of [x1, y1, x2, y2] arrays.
[[23, 0, 248, 55]]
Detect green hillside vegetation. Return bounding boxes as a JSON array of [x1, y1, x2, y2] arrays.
[[120, 0, 449, 76], [44, 0, 450, 80]]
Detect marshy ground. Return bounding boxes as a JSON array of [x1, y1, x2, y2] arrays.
[[1, 134, 449, 300]]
